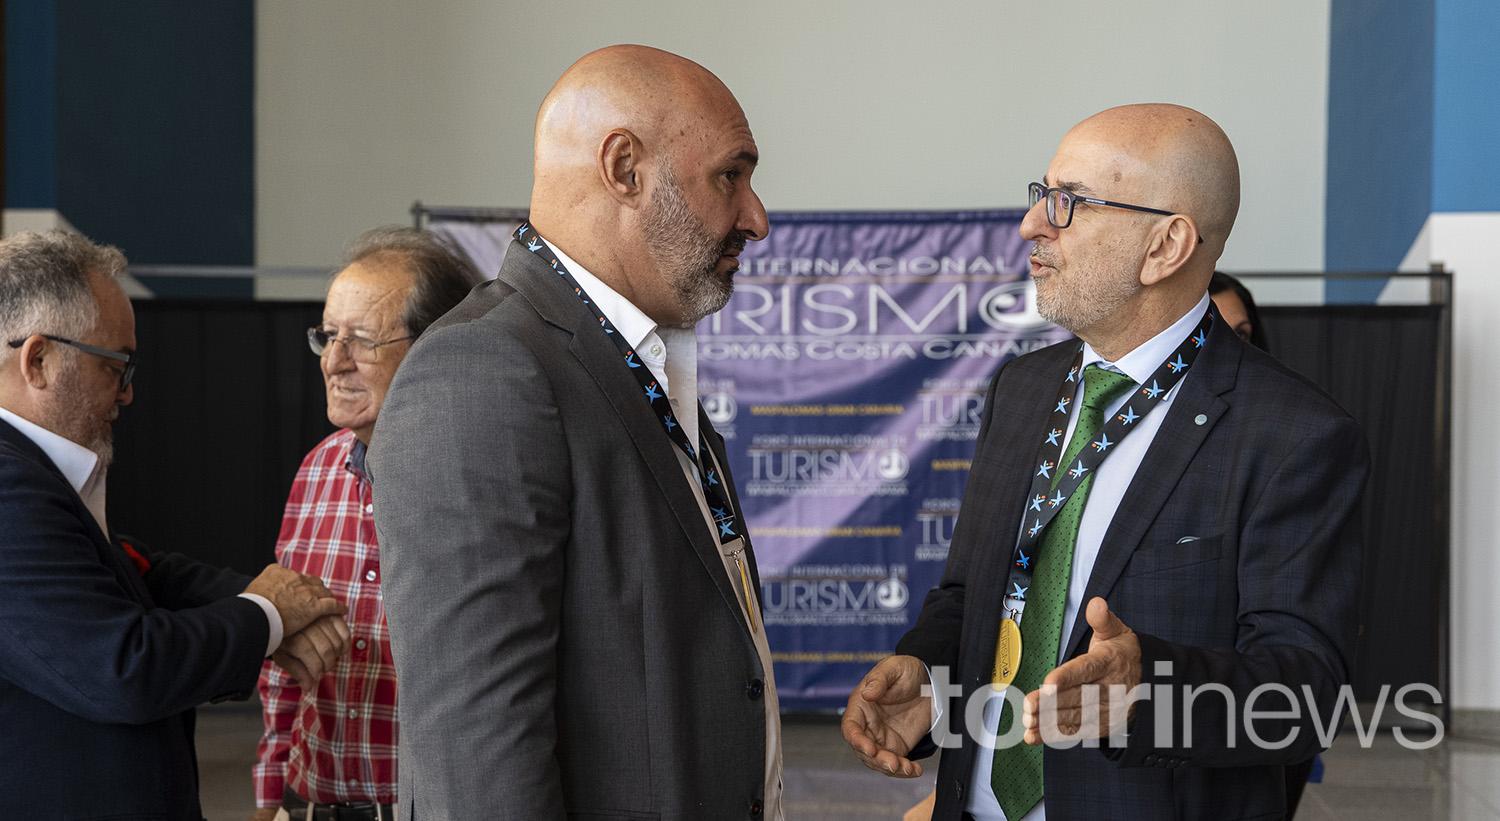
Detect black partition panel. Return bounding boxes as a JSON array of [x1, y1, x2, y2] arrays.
[[1261, 304, 1447, 705], [109, 301, 334, 575], [102, 296, 1448, 706]]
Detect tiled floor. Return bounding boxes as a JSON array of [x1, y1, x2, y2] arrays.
[[198, 705, 1500, 820]]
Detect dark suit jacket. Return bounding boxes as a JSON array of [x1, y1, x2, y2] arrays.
[[0, 418, 268, 820], [368, 240, 770, 820], [896, 318, 1368, 821]]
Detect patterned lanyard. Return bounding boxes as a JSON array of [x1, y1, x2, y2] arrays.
[[1003, 307, 1216, 604], [514, 223, 743, 546]]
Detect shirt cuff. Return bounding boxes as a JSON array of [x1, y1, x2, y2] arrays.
[[925, 662, 943, 733], [239, 592, 284, 656]]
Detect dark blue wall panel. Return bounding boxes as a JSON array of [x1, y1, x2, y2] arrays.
[[1326, 0, 1435, 301], [4, 0, 58, 208], [54, 0, 253, 265]]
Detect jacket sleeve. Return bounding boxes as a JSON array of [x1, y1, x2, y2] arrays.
[[124, 536, 257, 609], [0, 450, 269, 725], [369, 320, 571, 819], [1120, 413, 1369, 768], [895, 357, 1013, 671]]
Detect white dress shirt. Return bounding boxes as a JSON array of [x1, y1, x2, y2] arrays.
[[960, 293, 1212, 821], [547, 239, 785, 819], [0, 405, 283, 655]]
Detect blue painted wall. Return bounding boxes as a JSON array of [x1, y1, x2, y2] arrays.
[[1325, 0, 1435, 300], [1432, 0, 1500, 212], [4, 1, 254, 267]]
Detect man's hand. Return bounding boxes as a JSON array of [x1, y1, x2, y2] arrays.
[[249, 808, 280, 821], [842, 654, 934, 778], [1023, 597, 1142, 745], [271, 614, 351, 690], [245, 564, 347, 636]]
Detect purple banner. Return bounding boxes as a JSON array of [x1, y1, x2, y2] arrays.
[[429, 209, 1071, 709], [698, 210, 1069, 708]]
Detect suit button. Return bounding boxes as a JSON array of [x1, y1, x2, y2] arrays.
[[750, 799, 763, 817], [1143, 754, 1158, 766], [954, 780, 964, 799], [746, 679, 763, 700]]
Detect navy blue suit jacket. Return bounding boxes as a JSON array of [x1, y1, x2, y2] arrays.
[[897, 317, 1369, 821], [0, 418, 269, 819]]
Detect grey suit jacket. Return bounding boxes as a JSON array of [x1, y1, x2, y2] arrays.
[[896, 317, 1369, 821], [369, 241, 769, 820]]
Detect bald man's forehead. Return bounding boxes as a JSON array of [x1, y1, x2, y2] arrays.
[[1046, 130, 1152, 199]]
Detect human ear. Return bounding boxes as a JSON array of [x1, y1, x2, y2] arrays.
[[1140, 216, 1199, 287], [599, 129, 643, 206], [15, 335, 52, 390]]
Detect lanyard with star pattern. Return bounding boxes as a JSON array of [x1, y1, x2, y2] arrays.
[[1001, 306, 1216, 608], [513, 223, 745, 545], [514, 224, 759, 631]]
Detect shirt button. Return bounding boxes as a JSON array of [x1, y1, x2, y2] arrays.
[[365, 569, 377, 582], [649, 343, 663, 356], [364, 503, 373, 514], [348, 709, 358, 719], [355, 639, 367, 650], [347, 778, 359, 788]]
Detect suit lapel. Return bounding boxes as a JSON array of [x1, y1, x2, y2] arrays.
[[978, 348, 1081, 587], [953, 343, 1081, 679], [1062, 321, 1240, 659], [0, 419, 155, 607], [497, 243, 751, 634]]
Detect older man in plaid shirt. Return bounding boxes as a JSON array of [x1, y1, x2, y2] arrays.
[[252, 227, 478, 821]]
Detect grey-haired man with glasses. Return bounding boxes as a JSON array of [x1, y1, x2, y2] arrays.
[[0, 229, 350, 820], [252, 226, 479, 821]]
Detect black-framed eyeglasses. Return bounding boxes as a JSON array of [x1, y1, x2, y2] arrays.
[[1028, 182, 1203, 243], [6, 334, 137, 392], [307, 326, 415, 364]]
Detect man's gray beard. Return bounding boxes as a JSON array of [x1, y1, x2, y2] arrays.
[[48, 366, 115, 467], [91, 435, 114, 468], [644, 168, 735, 325], [1035, 263, 1139, 335]]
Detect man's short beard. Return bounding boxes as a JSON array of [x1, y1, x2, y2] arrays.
[[644, 166, 747, 325], [1032, 247, 1140, 335], [48, 363, 114, 467]]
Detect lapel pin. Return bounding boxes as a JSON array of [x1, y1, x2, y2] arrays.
[[1194, 414, 1207, 425]]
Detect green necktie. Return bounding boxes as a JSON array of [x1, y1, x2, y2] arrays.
[[991, 364, 1136, 819]]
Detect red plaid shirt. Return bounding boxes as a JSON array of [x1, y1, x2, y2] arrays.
[[255, 429, 398, 807]]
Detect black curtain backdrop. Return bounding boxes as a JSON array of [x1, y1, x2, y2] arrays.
[[110, 301, 332, 576], [1262, 304, 1447, 705], [103, 299, 1447, 705]]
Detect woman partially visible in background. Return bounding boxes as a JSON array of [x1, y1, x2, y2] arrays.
[[1209, 271, 1268, 351]]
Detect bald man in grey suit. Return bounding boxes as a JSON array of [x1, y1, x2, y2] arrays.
[[369, 46, 781, 820]]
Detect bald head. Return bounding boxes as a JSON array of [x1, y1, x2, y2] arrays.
[[1065, 104, 1240, 256], [533, 46, 738, 183], [526, 45, 768, 327], [1024, 104, 1241, 359]]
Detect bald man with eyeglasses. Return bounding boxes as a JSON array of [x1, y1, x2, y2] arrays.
[[845, 104, 1368, 821]]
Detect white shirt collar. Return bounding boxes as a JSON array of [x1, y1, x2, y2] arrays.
[[1081, 292, 1212, 382], [544, 239, 659, 352], [0, 405, 101, 494], [540, 235, 702, 450]]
